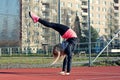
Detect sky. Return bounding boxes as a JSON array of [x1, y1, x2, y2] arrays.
[[0, 0, 19, 15], [0, 0, 20, 40]]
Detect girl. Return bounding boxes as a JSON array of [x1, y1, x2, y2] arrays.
[[29, 12, 77, 75]]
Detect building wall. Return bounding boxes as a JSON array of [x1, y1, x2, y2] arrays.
[[21, 0, 44, 53], [90, 0, 120, 37], [90, 0, 112, 36]]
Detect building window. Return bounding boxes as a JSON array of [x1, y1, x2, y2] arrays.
[[34, 6, 39, 12], [102, 8, 106, 12], [61, 9, 64, 14], [90, 13, 94, 17], [103, 1, 106, 5], [27, 38, 30, 43], [114, 0, 119, 3], [96, 0, 100, 4], [97, 7, 100, 11], [69, 18, 71, 22], [82, 8, 87, 13], [82, 16, 87, 21], [76, 4, 80, 9], [103, 15, 106, 19], [103, 22, 105, 25], [27, 31, 31, 36], [24, 6, 30, 11], [25, 0, 30, 3], [114, 13, 119, 17], [68, 10, 72, 15], [34, 0, 39, 2], [61, 2, 64, 7], [98, 21, 100, 25], [82, 1, 87, 5], [34, 31, 39, 36], [96, 28, 100, 33], [77, 12, 81, 16], [25, 13, 29, 18], [82, 23, 87, 27], [91, 6, 94, 10], [114, 6, 119, 10], [26, 21, 30, 26], [90, 0, 94, 3], [34, 40, 39, 44], [91, 20, 94, 24], [68, 2, 72, 7], [76, 0, 79, 2], [34, 23, 39, 27]]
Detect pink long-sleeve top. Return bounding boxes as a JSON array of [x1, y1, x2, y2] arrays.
[[62, 29, 77, 40]]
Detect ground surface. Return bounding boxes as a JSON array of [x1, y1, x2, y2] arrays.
[[0, 66, 120, 80]]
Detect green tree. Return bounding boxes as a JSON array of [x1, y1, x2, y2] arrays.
[[91, 26, 99, 42], [73, 12, 81, 42], [72, 12, 99, 43], [81, 26, 99, 42]]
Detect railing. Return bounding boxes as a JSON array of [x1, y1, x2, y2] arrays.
[[0, 41, 120, 57], [0, 47, 21, 56]]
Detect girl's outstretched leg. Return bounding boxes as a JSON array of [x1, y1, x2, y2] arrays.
[[29, 11, 69, 36]]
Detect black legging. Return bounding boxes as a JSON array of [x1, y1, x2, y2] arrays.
[[38, 19, 69, 36], [63, 38, 77, 72], [38, 19, 77, 73]]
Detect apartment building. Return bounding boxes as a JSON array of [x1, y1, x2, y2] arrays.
[[20, 0, 120, 53], [90, 0, 120, 37]]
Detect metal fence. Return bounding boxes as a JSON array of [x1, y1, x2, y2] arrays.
[[0, 42, 120, 56]]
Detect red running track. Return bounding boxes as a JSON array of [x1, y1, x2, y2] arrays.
[[0, 66, 120, 80]]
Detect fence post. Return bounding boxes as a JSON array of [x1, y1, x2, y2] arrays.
[[0, 48, 1, 56], [18, 47, 20, 54], [9, 48, 12, 56]]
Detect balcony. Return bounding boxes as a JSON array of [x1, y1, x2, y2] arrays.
[[81, 8, 88, 16], [81, 5, 88, 9], [114, 16, 119, 20], [81, 0, 87, 1], [114, 0, 119, 3], [114, 3, 119, 6], [41, 0, 49, 3], [114, 9, 119, 13], [81, 1, 88, 8], [41, 0, 49, 5], [81, 12, 88, 16]]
